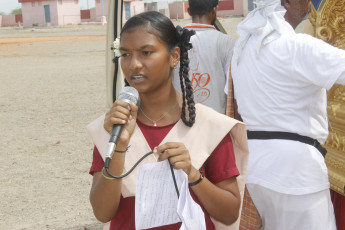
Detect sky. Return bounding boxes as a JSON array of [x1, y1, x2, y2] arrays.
[[0, 0, 95, 14]]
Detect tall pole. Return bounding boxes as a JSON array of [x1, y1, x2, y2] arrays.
[[102, 0, 104, 16]]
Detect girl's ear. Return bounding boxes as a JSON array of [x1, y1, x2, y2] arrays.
[[170, 46, 181, 68]]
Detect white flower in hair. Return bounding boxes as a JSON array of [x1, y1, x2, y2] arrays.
[[113, 37, 121, 57]]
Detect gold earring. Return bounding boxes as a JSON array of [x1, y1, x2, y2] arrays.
[[173, 63, 177, 70]]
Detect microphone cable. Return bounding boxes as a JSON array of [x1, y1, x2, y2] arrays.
[[168, 158, 180, 198], [104, 153, 180, 198]]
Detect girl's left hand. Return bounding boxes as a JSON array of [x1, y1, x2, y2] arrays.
[[156, 142, 199, 182]]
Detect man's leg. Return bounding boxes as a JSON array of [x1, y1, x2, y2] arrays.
[[247, 183, 336, 230]]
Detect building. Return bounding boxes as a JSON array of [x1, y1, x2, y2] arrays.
[[144, 0, 169, 18], [0, 14, 23, 27], [94, 0, 145, 23], [18, 0, 81, 27], [169, 0, 249, 20]]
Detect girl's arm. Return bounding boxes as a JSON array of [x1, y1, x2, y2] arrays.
[[188, 169, 240, 225], [89, 101, 138, 222], [89, 144, 127, 223]]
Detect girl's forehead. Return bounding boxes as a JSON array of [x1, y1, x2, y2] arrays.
[[121, 28, 164, 46], [122, 26, 158, 38]]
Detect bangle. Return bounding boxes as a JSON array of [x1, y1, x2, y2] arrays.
[[188, 170, 204, 187], [114, 145, 130, 153], [101, 167, 126, 180]]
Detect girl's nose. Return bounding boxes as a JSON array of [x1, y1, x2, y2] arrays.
[[129, 54, 143, 71]]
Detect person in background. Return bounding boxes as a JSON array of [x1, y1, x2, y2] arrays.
[[173, 0, 236, 115], [232, 0, 345, 229]]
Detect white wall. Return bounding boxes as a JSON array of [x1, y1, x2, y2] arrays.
[[21, 0, 80, 27], [57, 0, 81, 25], [130, 1, 144, 17], [95, 0, 109, 22], [1, 15, 17, 27], [22, 1, 58, 27]]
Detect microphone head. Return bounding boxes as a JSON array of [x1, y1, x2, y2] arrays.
[[118, 86, 139, 105]]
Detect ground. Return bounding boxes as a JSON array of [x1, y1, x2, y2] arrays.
[[0, 16, 243, 230]]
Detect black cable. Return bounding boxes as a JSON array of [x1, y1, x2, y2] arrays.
[[168, 158, 180, 198], [104, 151, 153, 179], [104, 151, 180, 198]]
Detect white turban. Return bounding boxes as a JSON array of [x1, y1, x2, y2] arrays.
[[233, 0, 291, 64]]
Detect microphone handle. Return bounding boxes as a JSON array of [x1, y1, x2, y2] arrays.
[[110, 124, 124, 144], [106, 124, 124, 159]]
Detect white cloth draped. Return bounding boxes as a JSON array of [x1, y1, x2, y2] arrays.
[[233, 0, 290, 64]]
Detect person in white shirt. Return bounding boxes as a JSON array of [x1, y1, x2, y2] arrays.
[[173, 0, 235, 114], [232, 0, 345, 229]]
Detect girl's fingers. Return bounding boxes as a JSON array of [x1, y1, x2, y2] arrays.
[[170, 161, 189, 170], [110, 104, 131, 117], [158, 148, 181, 161], [157, 142, 181, 155], [110, 110, 130, 122], [104, 101, 134, 133], [168, 155, 190, 168], [109, 117, 127, 125]]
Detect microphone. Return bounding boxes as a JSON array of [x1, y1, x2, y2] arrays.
[[105, 86, 139, 159]]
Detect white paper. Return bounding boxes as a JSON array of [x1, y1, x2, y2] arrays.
[[177, 177, 206, 230], [135, 160, 184, 229], [135, 160, 207, 230]]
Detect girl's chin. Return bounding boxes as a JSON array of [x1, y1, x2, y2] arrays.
[[127, 84, 147, 94]]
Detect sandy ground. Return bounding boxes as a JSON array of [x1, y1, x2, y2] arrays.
[[0, 17, 243, 230]]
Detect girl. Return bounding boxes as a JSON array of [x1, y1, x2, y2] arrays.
[[89, 11, 247, 230]]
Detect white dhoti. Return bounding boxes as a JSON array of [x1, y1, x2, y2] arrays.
[[247, 183, 336, 230]]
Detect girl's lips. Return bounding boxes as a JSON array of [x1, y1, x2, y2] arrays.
[[130, 75, 146, 83], [132, 75, 144, 80]]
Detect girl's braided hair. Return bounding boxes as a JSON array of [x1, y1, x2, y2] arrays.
[[121, 11, 196, 127], [176, 26, 195, 127]]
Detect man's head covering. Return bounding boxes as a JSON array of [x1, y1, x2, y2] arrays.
[[233, 0, 291, 64]]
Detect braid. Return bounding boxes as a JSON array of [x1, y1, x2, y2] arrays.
[[176, 26, 196, 127]]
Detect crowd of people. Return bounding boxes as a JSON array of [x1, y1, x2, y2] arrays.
[[87, 0, 345, 229]]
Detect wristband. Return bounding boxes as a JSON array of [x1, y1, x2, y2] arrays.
[[188, 170, 204, 187], [114, 145, 130, 153], [101, 167, 126, 180]]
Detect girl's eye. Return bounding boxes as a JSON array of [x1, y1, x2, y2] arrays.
[[120, 53, 130, 58], [142, 51, 152, 56]]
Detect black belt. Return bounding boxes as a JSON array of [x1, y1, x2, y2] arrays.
[[247, 131, 327, 158]]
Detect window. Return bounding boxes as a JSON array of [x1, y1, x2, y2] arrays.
[[38, 1, 42, 6], [125, 2, 131, 20], [32, 2, 35, 7]]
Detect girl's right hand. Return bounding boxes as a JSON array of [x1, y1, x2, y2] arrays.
[[104, 100, 138, 146]]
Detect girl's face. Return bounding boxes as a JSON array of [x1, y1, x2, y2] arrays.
[[119, 27, 179, 94]]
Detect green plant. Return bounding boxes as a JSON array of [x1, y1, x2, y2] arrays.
[[11, 8, 22, 15]]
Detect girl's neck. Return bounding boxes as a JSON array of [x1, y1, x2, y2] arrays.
[[138, 88, 182, 126]]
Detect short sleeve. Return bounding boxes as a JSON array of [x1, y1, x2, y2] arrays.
[[291, 34, 345, 90], [89, 146, 104, 175], [203, 134, 239, 184]]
